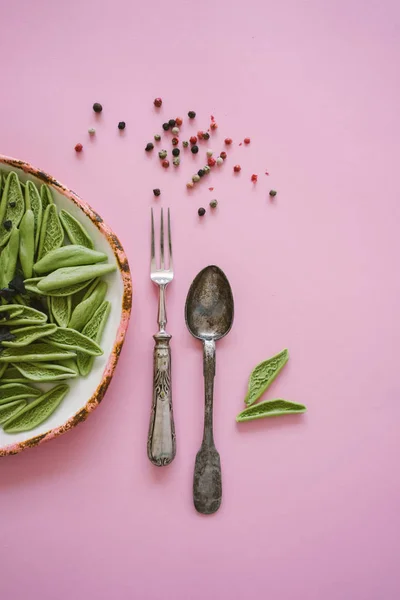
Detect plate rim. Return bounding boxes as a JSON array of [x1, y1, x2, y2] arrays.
[[0, 154, 132, 456]]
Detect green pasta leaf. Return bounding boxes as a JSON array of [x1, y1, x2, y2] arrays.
[[244, 349, 289, 406]]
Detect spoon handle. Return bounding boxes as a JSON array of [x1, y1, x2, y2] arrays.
[[147, 332, 176, 466], [193, 339, 222, 514]]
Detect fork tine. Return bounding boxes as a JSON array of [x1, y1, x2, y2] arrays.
[[151, 208, 157, 271], [168, 208, 173, 272], [160, 207, 165, 269]]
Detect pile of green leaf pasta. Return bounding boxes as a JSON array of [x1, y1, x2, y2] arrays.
[[0, 171, 116, 434]]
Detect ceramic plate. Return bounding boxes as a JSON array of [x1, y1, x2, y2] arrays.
[[0, 156, 132, 456]]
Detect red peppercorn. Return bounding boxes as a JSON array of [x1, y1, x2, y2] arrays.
[[244, 137, 251, 144], [233, 165, 241, 173], [210, 122, 218, 130], [171, 137, 179, 146], [208, 157, 216, 167], [220, 151, 227, 160], [197, 131, 204, 139], [74, 143, 83, 153], [154, 98, 162, 107], [251, 174, 258, 183], [175, 117, 183, 126], [224, 138, 232, 145], [162, 159, 170, 168], [190, 136, 198, 145]]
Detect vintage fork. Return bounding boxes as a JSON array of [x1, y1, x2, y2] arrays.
[[147, 207, 176, 466]]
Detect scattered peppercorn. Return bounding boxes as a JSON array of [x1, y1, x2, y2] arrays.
[[206, 149, 213, 157], [154, 98, 162, 107], [197, 131, 204, 139], [188, 111, 196, 119], [172, 148, 180, 157], [168, 119, 176, 127], [145, 142, 154, 152], [225, 138, 232, 145], [220, 151, 227, 160], [233, 164, 241, 173], [192, 174, 201, 183], [182, 140, 189, 148], [3, 220, 12, 231], [154, 134, 161, 142], [203, 165, 211, 174], [118, 121, 126, 130], [216, 157, 224, 166], [244, 137, 251, 144], [198, 207, 206, 216], [191, 145, 199, 154], [176, 117, 183, 126], [203, 132, 210, 140], [93, 102, 102, 113], [198, 169, 205, 177], [153, 188, 161, 197], [171, 126, 179, 135], [171, 137, 179, 146], [186, 181, 194, 189], [210, 122, 218, 130], [210, 199, 218, 208], [190, 136, 198, 145], [251, 174, 258, 183], [173, 157, 180, 166], [74, 143, 83, 152], [208, 157, 216, 167], [162, 159, 170, 168], [208, 187, 214, 191], [9, 201, 16, 208], [269, 189, 277, 197], [88, 127, 96, 135], [159, 150, 168, 159], [162, 123, 170, 131]]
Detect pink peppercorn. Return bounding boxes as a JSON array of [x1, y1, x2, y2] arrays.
[[220, 151, 227, 160], [224, 138, 232, 145], [172, 137, 179, 146], [208, 157, 216, 167], [190, 135, 198, 145], [154, 98, 162, 107], [176, 117, 183, 126], [244, 137, 251, 144], [74, 143, 83, 152], [210, 122, 218, 130], [162, 159, 170, 168], [233, 164, 241, 173], [251, 174, 258, 183], [197, 131, 204, 139]]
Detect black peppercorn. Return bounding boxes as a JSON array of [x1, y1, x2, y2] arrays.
[[198, 207, 206, 216], [153, 189, 161, 197], [203, 132, 210, 140], [188, 111, 196, 119], [191, 145, 199, 154], [162, 123, 170, 131], [198, 169, 205, 177], [269, 189, 277, 197], [172, 148, 180, 157], [168, 119, 176, 127], [93, 102, 103, 113], [145, 143, 154, 152], [3, 220, 12, 231], [118, 121, 126, 130], [9, 201, 16, 208]]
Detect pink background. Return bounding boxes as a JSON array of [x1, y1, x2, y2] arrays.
[[1, 1, 399, 598]]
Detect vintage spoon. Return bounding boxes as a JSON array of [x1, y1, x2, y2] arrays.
[[185, 265, 234, 514]]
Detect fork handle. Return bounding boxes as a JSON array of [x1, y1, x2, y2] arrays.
[[147, 331, 176, 466]]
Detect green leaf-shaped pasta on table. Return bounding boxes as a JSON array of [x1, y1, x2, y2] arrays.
[[51, 295, 72, 327], [34, 245, 107, 274], [0, 228, 20, 288], [19, 207, 35, 279], [236, 399, 306, 422], [40, 184, 54, 213], [2, 324, 57, 347], [58, 358, 79, 375], [0, 366, 31, 383], [0, 383, 42, 404], [59, 209, 94, 249], [37, 203, 64, 260], [25, 180, 42, 252], [24, 276, 94, 297], [0, 343, 76, 363], [37, 263, 116, 292], [0, 171, 25, 247], [0, 363, 7, 379], [244, 349, 289, 406], [12, 362, 77, 382], [0, 304, 24, 317], [46, 327, 103, 355], [0, 399, 27, 425], [4, 305, 48, 327], [3, 384, 69, 433], [69, 280, 107, 331], [77, 301, 110, 376]]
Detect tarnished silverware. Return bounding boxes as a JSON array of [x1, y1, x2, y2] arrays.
[[147, 208, 176, 466]]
